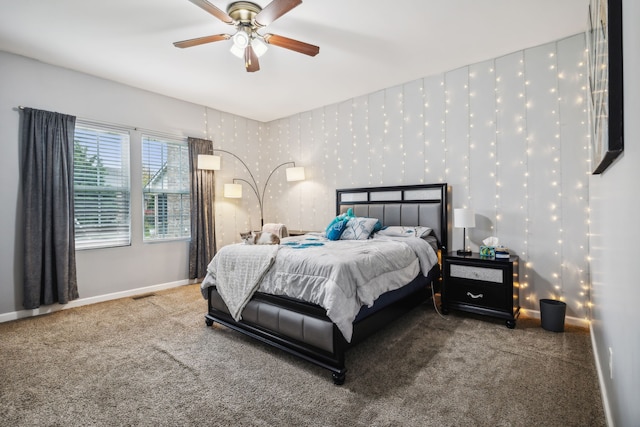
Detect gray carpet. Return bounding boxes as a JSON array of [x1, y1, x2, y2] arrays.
[[0, 284, 605, 426]]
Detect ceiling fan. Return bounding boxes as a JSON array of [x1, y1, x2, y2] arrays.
[[174, 0, 320, 72]]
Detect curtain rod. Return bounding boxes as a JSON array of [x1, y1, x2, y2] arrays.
[[17, 106, 186, 140]]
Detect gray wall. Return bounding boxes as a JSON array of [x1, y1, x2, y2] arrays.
[[589, 0, 640, 425], [0, 52, 207, 317]]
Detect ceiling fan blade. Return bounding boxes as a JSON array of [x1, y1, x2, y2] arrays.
[[254, 0, 302, 27], [188, 0, 235, 24], [244, 45, 260, 72], [264, 33, 319, 57], [173, 34, 231, 48]]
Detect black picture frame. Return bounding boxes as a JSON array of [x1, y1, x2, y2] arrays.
[[588, 0, 624, 175]]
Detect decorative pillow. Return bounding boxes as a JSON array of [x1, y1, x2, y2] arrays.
[[374, 226, 433, 238], [326, 218, 348, 240], [340, 217, 380, 240], [324, 208, 354, 236]]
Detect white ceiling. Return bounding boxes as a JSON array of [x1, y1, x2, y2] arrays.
[[0, 0, 589, 122]]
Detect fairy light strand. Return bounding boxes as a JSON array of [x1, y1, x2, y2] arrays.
[[552, 46, 565, 303]]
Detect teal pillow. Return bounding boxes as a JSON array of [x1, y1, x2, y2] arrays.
[[324, 208, 354, 235], [326, 218, 348, 240]]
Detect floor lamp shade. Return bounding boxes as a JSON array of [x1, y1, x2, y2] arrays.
[[454, 208, 475, 255], [224, 183, 242, 198], [197, 154, 221, 171], [285, 166, 305, 182]]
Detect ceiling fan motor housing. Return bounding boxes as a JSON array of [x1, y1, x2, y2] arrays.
[[227, 1, 262, 26]]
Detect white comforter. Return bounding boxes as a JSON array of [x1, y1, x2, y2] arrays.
[[201, 234, 438, 342]]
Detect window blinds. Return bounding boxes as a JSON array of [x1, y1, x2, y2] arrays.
[[141, 135, 190, 241], [73, 125, 131, 249]]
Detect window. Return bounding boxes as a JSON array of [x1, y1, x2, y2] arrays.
[[141, 135, 190, 241], [74, 124, 131, 249]]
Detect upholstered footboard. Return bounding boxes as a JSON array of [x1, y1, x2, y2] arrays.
[[206, 286, 349, 384], [205, 269, 436, 385]]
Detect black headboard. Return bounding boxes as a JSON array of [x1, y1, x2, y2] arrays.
[[336, 184, 448, 251]]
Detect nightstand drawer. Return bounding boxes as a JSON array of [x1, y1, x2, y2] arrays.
[[446, 281, 506, 310], [450, 264, 503, 283]]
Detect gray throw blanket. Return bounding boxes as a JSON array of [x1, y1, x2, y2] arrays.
[[206, 244, 279, 321]]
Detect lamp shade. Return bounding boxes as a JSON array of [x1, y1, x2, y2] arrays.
[[454, 208, 475, 228], [224, 183, 243, 198], [232, 31, 249, 49], [251, 38, 268, 57], [229, 44, 244, 58], [198, 154, 221, 171], [285, 166, 305, 182]]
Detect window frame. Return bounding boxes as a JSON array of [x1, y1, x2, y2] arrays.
[[141, 134, 191, 243]]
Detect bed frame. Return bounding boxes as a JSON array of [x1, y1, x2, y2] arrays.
[[204, 183, 449, 384]]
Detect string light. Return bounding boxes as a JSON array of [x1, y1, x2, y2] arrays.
[[493, 60, 500, 234], [421, 79, 429, 179], [551, 45, 565, 304], [351, 99, 356, 186], [522, 51, 532, 294], [399, 88, 405, 184], [442, 78, 447, 183]]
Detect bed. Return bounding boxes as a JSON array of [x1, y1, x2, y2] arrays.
[[201, 183, 449, 384]]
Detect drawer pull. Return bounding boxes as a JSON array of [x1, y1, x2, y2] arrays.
[[467, 292, 484, 299]]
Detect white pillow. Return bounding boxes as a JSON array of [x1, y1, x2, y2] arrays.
[[375, 226, 433, 238], [340, 217, 379, 240]]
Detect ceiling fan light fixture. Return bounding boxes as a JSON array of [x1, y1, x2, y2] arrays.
[[251, 38, 268, 57], [232, 30, 250, 50], [230, 44, 244, 58]]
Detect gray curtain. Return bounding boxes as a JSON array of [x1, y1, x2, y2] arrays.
[[21, 107, 78, 309], [188, 137, 216, 280]]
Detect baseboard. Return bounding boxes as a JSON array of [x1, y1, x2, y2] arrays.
[[590, 327, 615, 427], [519, 308, 590, 329], [0, 279, 197, 324]]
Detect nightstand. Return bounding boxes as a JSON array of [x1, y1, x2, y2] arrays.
[[441, 252, 520, 328]]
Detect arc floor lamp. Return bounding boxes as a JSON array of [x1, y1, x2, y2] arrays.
[[197, 149, 305, 227]]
